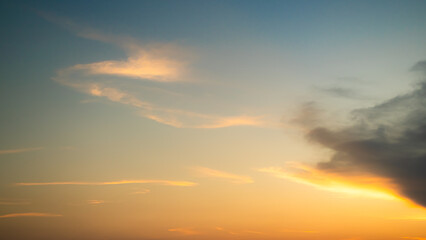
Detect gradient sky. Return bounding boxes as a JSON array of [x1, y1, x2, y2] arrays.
[[1, 1, 426, 240]]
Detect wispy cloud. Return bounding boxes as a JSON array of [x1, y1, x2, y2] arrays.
[[16, 179, 197, 187], [192, 116, 265, 129], [281, 229, 319, 233], [87, 200, 105, 205], [0, 147, 42, 155], [142, 109, 265, 129], [316, 86, 367, 100], [40, 12, 185, 82], [56, 65, 265, 129], [45, 14, 266, 129], [57, 41, 185, 82], [0, 212, 62, 218], [215, 227, 265, 236], [69, 51, 183, 82], [259, 163, 400, 200], [215, 227, 238, 235], [0, 199, 30, 205], [289, 102, 323, 130], [195, 167, 253, 184], [131, 188, 151, 194], [168, 228, 200, 236]]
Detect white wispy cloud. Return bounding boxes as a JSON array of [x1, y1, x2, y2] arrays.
[[194, 167, 253, 184]]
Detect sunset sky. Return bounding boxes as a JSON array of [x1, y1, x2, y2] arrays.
[[1, 1, 426, 239]]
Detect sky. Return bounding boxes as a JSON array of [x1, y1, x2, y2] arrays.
[[1, 0, 426, 239]]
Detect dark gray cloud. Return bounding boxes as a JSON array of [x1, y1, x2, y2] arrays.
[[306, 61, 426, 207], [289, 102, 322, 129], [411, 60, 426, 74], [318, 87, 362, 99]]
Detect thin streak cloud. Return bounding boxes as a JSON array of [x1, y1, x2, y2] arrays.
[[0, 212, 62, 218], [142, 109, 265, 129], [259, 163, 400, 201], [0, 200, 30, 205], [195, 167, 253, 184], [215, 227, 265, 236], [87, 200, 105, 205], [168, 228, 200, 236], [131, 188, 151, 194], [15, 179, 197, 187], [281, 229, 319, 233], [0, 147, 42, 155]]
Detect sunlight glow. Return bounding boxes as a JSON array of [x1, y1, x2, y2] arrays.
[[259, 162, 402, 201]]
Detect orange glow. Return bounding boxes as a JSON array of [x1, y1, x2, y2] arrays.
[[215, 227, 265, 236], [74, 57, 183, 81], [281, 229, 319, 233], [168, 228, 200, 235], [87, 200, 105, 205], [259, 162, 405, 201], [195, 116, 266, 129], [194, 167, 253, 184]]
